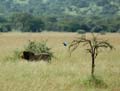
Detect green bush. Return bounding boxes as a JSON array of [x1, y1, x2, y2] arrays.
[[117, 29, 120, 33], [77, 29, 86, 34], [100, 31, 106, 35], [24, 40, 53, 60]]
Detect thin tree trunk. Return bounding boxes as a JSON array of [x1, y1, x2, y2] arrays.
[[91, 54, 95, 77]]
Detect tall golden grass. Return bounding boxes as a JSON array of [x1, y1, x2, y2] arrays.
[[0, 32, 120, 91]]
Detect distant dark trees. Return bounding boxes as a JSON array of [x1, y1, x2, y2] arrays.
[[0, 16, 11, 32], [0, 13, 120, 33], [0, 0, 120, 17], [0, 0, 120, 32], [30, 17, 45, 32], [9, 13, 45, 32]]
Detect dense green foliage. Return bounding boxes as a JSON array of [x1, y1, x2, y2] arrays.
[[25, 40, 52, 54], [0, 0, 120, 16], [0, 0, 120, 32], [25, 40, 53, 60]]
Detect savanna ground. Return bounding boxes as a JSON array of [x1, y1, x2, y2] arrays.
[[0, 32, 120, 91]]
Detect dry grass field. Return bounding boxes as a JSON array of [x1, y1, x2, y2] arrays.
[[0, 32, 120, 91]]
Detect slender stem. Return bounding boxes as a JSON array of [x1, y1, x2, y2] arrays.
[[91, 53, 95, 77]]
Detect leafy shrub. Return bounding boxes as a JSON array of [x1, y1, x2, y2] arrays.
[[100, 31, 106, 35], [117, 29, 120, 33], [24, 40, 53, 60], [77, 29, 86, 34]]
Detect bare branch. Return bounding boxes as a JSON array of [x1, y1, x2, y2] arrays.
[[97, 41, 113, 50], [69, 37, 92, 54]]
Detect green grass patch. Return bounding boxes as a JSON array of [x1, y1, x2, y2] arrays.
[[83, 75, 108, 88]]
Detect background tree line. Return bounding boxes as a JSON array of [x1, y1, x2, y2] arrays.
[[0, 0, 120, 33], [0, 13, 120, 33], [0, 0, 120, 17]]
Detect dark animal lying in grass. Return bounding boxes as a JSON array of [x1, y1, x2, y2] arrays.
[[22, 51, 51, 62]]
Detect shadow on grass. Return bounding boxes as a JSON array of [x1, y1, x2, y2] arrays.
[[83, 75, 108, 88]]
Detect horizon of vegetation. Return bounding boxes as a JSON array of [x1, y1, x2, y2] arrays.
[[0, 0, 120, 33]]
